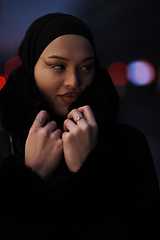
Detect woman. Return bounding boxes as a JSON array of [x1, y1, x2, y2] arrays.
[[0, 13, 159, 239]]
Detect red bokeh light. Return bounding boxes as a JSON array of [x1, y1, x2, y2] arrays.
[[107, 62, 130, 86], [0, 74, 8, 90], [4, 56, 22, 76]]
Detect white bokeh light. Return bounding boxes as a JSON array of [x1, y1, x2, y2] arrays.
[[128, 60, 156, 86]]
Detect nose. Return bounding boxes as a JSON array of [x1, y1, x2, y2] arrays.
[[64, 69, 80, 89]]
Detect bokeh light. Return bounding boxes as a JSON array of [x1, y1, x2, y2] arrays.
[[4, 56, 22, 76], [127, 60, 156, 86], [107, 62, 130, 86], [0, 74, 8, 90]]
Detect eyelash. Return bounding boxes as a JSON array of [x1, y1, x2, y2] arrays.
[[81, 65, 94, 71], [49, 64, 94, 72], [51, 65, 65, 70]]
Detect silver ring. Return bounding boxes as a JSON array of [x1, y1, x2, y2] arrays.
[[76, 116, 84, 122], [36, 118, 43, 123]]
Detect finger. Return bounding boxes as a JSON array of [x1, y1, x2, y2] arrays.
[[78, 105, 96, 125], [63, 119, 77, 132], [32, 110, 50, 129], [67, 109, 85, 124], [43, 121, 57, 133], [51, 128, 62, 139]]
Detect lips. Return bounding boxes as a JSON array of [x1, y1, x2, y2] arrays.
[[58, 92, 80, 104]]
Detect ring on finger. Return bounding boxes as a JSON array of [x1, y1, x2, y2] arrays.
[[36, 118, 43, 123], [76, 116, 84, 123]]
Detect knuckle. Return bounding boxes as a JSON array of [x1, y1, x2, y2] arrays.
[[82, 122, 89, 132], [56, 128, 62, 135], [64, 119, 69, 125], [74, 127, 81, 136], [69, 109, 75, 114], [92, 123, 98, 133], [63, 132, 72, 142], [84, 105, 91, 111], [93, 122, 98, 129], [85, 105, 90, 109], [57, 138, 63, 148], [71, 108, 80, 115], [72, 108, 78, 112], [40, 128, 48, 137], [53, 129, 62, 139], [50, 120, 57, 128]]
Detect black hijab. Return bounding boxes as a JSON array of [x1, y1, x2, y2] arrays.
[[19, 13, 100, 79]]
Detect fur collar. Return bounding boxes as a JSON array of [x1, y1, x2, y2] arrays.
[[0, 67, 119, 154]]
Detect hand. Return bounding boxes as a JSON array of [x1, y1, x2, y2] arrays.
[[62, 105, 98, 173], [25, 110, 63, 179]]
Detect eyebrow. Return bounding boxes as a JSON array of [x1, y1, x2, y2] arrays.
[[47, 55, 94, 62], [47, 55, 69, 61], [81, 57, 95, 63]]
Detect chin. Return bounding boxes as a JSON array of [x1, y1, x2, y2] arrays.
[[54, 106, 69, 118]]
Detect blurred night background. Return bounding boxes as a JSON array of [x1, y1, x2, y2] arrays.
[[0, 0, 160, 186]]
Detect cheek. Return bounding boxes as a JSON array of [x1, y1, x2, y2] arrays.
[[34, 67, 62, 95]]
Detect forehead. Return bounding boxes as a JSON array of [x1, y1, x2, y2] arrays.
[[41, 34, 94, 58]]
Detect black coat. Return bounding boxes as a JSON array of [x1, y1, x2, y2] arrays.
[[0, 68, 159, 239]]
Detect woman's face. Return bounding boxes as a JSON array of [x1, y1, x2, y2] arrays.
[[34, 34, 95, 117]]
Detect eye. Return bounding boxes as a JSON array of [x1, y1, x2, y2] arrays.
[[45, 62, 65, 70], [52, 65, 65, 70], [80, 65, 94, 72]]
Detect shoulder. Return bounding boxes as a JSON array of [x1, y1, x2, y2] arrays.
[[108, 123, 153, 164], [107, 123, 154, 174], [100, 122, 152, 167], [113, 122, 145, 137], [111, 122, 148, 147]]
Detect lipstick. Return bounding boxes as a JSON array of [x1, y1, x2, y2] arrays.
[[58, 91, 80, 104]]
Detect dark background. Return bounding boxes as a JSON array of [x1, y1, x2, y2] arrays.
[[0, 0, 160, 185]]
